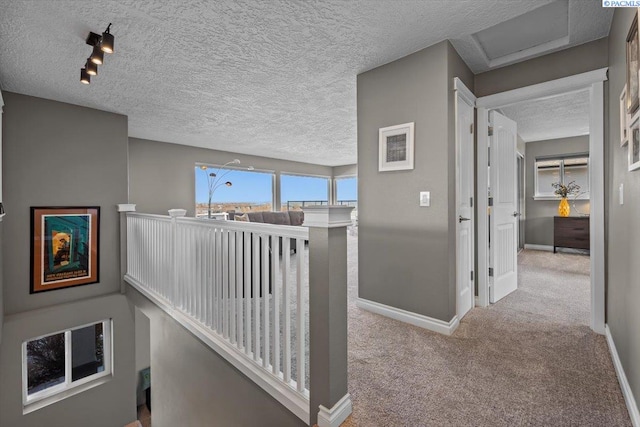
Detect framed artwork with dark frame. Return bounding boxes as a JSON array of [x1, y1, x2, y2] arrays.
[[621, 85, 630, 147], [626, 12, 640, 114], [30, 207, 100, 293], [629, 114, 640, 171], [378, 122, 415, 172]]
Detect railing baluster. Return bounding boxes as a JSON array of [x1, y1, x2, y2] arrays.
[[272, 235, 280, 376], [262, 235, 270, 369], [230, 230, 236, 344], [296, 237, 306, 393], [215, 227, 222, 332], [223, 229, 229, 339], [236, 231, 244, 350], [282, 237, 291, 384], [207, 228, 213, 327], [244, 231, 252, 356], [253, 233, 260, 363]]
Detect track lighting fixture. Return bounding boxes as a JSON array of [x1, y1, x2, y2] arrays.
[[100, 23, 115, 54], [80, 68, 91, 84], [85, 59, 98, 76], [80, 23, 115, 84], [90, 45, 103, 65]]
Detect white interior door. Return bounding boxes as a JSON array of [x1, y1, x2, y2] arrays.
[[456, 90, 475, 320], [489, 111, 518, 303]]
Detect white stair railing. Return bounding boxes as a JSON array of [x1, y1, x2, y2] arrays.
[[124, 211, 310, 422]]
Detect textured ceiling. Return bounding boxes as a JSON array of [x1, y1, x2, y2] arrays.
[[451, 0, 612, 73], [501, 90, 590, 143], [0, 1, 611, 166]]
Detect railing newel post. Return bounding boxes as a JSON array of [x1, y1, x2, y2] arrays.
[[117, 204, 136, 293], [302, 205, 353, 427]]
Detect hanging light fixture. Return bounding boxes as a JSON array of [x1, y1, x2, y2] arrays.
[[81, 23, 115, 84], [80, 68, 91, 84], [90, 45, 104, 65], [100, 23, 115, 54], [85, 59, 98, 76]]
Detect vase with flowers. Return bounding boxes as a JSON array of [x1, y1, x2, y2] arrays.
[[551, 180, 581, 217]]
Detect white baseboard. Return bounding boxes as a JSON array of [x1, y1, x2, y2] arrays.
[[605, 325, 640, 427], [524, 244, 554, 252], [356, 298, 459, 335], [317, 393, 352, 427]]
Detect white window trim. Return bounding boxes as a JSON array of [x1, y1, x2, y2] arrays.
[[280, 173, 331, 209], [334, 176, 358, 204], [22, 319, 112, 412], [533, 155, 590, 200], [195, 163, 276, 213]]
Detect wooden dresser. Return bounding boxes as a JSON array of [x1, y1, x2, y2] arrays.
[[553, 216, 590, 253]]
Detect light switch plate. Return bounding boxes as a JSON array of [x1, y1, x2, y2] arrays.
[[619, 183, 624, 205], [420, 191, 430, 207]]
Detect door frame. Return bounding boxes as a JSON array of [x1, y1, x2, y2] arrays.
[[475, 68, 607, 334], [516, 151, 525, 252], [454, 78, 476, 319]]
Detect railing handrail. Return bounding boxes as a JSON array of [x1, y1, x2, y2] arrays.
[[127, 212, 309, 240], [127, 212, 172, 221]]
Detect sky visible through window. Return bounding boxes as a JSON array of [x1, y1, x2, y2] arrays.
[[336, 177, 357, 201], [195, 168, 272, 204], [281, 174, 329, 204], [195, 167, 357, 205]]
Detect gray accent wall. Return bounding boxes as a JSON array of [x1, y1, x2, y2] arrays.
[[127, 286, 305, 427], [357, 40, 473, 322], [0, 294, 135, 427], [0, 92, 134, 425], [524, 136, 590, 247], [607, 7, 640, 413], [2, 92, 129, 315], [129, 137, 333, 216], [474, 38, 609, 97]]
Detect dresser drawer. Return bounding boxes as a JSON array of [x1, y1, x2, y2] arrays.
[[553, 216, 590, 252]]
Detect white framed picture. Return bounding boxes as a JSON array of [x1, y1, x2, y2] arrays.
[[629, 114, 640, 171], [378, 122, 414, 172], [621, 85, 629, 147]]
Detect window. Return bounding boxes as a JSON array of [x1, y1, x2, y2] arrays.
[[195, 165, 274, 215], [280, 174, 330, 211], [23, 320, 111, 407], [534, 155, 589, 199], [335, 176, 357, 208]]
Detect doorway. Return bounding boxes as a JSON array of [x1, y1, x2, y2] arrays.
[[475, 68, 606, 334]]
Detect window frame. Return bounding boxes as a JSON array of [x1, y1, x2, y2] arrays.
[[533, 154, 590, 200], [22, 319, 112, 409], [195, 163, 276, 214], [280, 172, 331, 211], [334, 175, 358, 207]]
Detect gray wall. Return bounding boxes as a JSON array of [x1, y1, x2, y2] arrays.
[[0, 294, 136, 427], [0, 92, 135, 425], [607, 7, 640, 413], [0, 88, 4, 345], [129, 137, 333, 216], [135, 308, 151, 406], [524, 136, 590, 246], [2, 92, 129, 315], [332, 164, 357, 177], [474, 38, 609, 97], [127, 286, 305, 427], [357, 40, 472, 322]]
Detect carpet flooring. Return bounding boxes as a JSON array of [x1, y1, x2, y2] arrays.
[[343, 242, 631, 426]]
